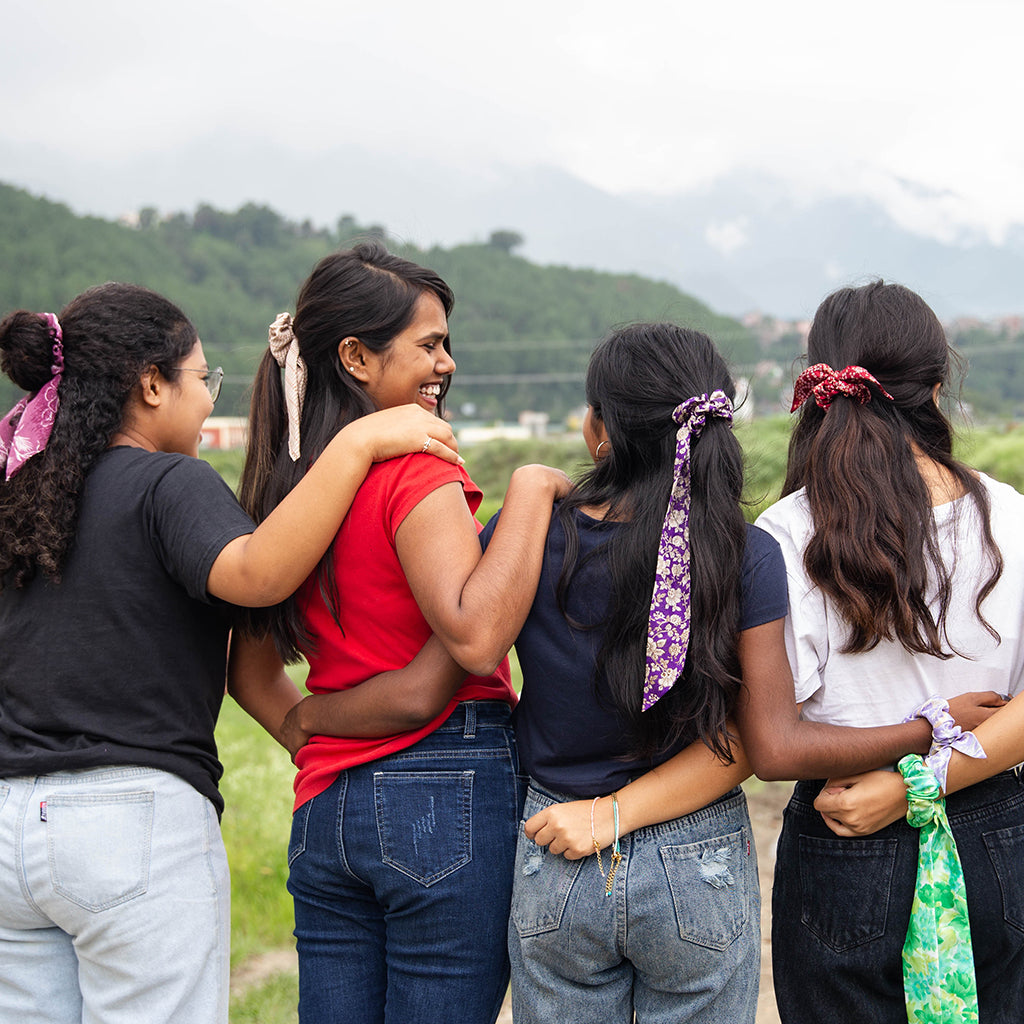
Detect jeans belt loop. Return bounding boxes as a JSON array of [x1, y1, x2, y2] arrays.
[[463, 701, 477, 739]]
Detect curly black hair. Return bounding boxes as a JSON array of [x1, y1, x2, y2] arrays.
[[0, 283, 197, 588]]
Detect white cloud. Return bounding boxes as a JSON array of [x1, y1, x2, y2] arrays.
[[3, 0, 1024, 239], [705, 218, 750, 256]]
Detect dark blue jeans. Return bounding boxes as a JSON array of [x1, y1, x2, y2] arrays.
[[772, 771, 1024, 1024], [287, 702, 523, 1024]]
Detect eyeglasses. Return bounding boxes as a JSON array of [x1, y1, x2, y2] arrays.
[[177, 366, 224, 402]]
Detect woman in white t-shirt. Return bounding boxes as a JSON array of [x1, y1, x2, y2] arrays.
[[755, 280, 1024, 1024]]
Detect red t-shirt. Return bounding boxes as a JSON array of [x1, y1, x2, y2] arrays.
[[292, 453, 515, 809]]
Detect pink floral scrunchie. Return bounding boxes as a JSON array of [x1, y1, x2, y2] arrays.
[[0, 313, 64, 480]]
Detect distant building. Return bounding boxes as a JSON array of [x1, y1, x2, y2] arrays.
[[518, 411, 549, 437], [201, 417, 248, 450]]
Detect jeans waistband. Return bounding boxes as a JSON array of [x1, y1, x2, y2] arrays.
[[7, 764, 168, 786], [432, 700, 513, 738], [791, 766, 1023, 819]]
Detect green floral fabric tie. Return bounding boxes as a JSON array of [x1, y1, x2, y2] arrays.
[[897, 754, 978, 1024]]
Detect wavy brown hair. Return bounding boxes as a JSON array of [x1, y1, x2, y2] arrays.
[[0, 284, 197, 588], [782, 281, 1001, 656]]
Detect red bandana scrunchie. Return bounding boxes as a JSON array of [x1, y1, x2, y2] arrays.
[[790, 363, 894, 412]]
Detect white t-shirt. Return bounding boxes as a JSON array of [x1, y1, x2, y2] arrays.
[[756, 473, 1024, 728]]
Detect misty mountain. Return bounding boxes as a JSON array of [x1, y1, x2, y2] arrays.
[[3, 135, 1022, 319]]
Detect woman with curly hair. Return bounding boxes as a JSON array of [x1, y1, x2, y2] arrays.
[[0, 282, 470, 1024]]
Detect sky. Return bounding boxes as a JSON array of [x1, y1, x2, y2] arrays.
[[3, 0, 1024, 245]]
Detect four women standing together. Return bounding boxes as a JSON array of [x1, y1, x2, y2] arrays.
[[1, 247, 1021, 1024]]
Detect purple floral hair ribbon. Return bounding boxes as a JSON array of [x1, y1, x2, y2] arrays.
[[643, 389, 734, 711], [903, 695, 986, 792], [0, 313, 64, 481]]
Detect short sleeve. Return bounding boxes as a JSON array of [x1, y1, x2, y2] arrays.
[[756, 495, 827, 705], [148, 457, 257, 602], [739, 524, 788, 630], [377, 454, 483, 539]]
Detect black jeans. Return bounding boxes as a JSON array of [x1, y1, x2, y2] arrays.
[[772, 771, 1024, 1023]]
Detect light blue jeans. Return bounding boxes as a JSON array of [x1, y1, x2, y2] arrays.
[[0, 765, 230, 1024], [509, 783, 760, 1024]]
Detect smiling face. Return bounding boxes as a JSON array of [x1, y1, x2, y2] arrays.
[[356, 290, 455, 412]]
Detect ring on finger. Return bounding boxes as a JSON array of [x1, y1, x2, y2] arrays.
[[421, 437, 432, 452]]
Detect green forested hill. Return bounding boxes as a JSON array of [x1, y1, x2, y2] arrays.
[[0, 184, 756, 419]]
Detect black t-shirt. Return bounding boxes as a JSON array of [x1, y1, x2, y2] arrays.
[[481, 508, 789, 797], [0, 447, 256, 815]]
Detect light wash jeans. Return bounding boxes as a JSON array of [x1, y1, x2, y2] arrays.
[[0, 765, 230, 1024], [509, 782, 760, 1024]]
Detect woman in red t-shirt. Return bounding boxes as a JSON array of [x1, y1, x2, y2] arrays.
[[231, 242, 567, 1024]]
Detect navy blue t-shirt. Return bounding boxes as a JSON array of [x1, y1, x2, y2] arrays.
[[481, 508, 788, 797]]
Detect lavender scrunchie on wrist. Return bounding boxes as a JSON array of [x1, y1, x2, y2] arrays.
[[903, 695, 986, 792]]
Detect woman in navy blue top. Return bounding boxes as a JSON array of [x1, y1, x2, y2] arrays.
[[481, 323, 788, 1024]]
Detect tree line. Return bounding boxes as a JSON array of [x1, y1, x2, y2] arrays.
[[4, 182, 1022, 423], [0, 184, 757, 420]]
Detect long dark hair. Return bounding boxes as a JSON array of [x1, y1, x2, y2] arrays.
[[782, 280, 1002, 655], [238, 241, 455, 660], [0, 284, 197, 589], [556, 323, 747, 761]]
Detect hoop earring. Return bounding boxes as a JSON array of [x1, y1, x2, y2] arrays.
[[595, 440, 610, 458]]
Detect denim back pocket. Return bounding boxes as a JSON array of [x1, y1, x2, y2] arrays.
[[374, 770, 473, 887], [288, 798, 314, 868], [798, 834, 897, 952], [983, 822, 1024, 934], [661, 827, 754, 950], [510, 827, 584, 938], [46, 790, 154, 912]]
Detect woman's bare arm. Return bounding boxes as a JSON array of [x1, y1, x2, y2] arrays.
[[395, 465, 571, 675], [208, 405, 460, 607], [815, 689, 1024, 836], [283, 635, 468, 746], [525, 729, 751, 858], [734, 618, 1002, 781], [228, 632, 468, 758]]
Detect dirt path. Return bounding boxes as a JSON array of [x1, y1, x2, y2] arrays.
[[232, 781, 794, 1023]]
